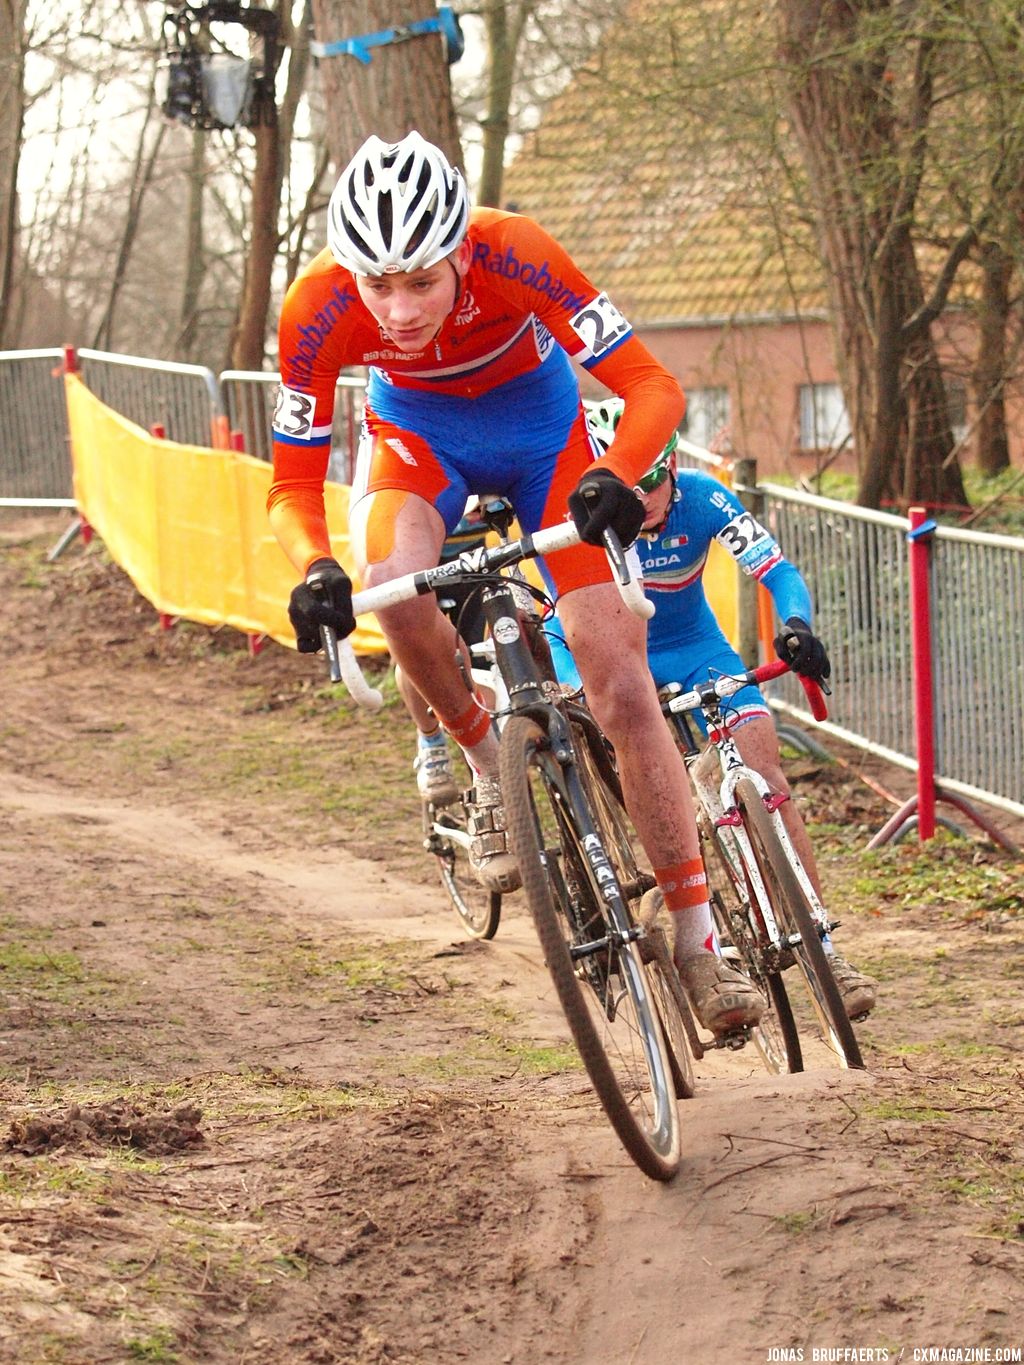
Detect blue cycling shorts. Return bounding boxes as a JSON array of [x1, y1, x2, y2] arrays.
[[648, 639, 770, 738]]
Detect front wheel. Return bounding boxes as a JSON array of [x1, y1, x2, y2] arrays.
[[701, 819, 802, 1075], [734, 778, 864, 1070], [500, 714, 681, 1181]]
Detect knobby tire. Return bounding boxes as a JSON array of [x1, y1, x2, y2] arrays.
[[734, 777, 864, 1070], [500, 714, 681, 1181]]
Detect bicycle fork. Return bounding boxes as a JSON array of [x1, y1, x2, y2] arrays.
[[703, 731, 835, 957], [527, 719, 646, 1011]]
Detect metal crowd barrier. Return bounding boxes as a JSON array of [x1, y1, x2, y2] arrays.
[[0, 348, 70, 501], [762, 485, 1024, 821], [0, 350, 369, 500], [220, 369, 366, 484], [930, 523, 1024, 817], [77, 348, 223, 446]]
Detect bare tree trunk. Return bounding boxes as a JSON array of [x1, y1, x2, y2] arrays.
[[229, 120, 280, 370], [229, 0, 312, 371], [778, 0, 968, 511], [91, 67, 166, 351], [178, 127, 206, 360], [477, 1, 536, 207], [310, 0, 463, 171], [0, 0, 27, 346], [971, 241, 1012, 477]]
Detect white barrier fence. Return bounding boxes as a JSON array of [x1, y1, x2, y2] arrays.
[[4, 347, 1022, 830]]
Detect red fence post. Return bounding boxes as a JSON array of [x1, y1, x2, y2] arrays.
[[870, 509, 1020, 854], [908, 507, 937, 840]]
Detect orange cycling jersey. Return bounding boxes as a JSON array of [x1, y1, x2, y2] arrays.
[[269, 207, 684, 578]]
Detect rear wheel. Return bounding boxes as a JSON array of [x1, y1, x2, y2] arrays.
[[734, 777, 863, 1069], [425, 802, 501, 940], [500, 714, 681, 1181]]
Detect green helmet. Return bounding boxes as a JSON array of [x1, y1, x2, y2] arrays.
[[583, 396, 678, 491]]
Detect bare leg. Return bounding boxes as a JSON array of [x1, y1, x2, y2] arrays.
[[349, 491, 500, 775], [559, 582, 700, 869], [395, 663, 438, 734]]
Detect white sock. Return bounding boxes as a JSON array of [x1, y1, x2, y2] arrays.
[[671, 904, 718, 960]]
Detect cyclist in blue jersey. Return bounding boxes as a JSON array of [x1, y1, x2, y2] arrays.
[[582, 398, 877, 1020]]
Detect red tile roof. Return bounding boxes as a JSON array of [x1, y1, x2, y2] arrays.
[[500, 4, 829, 324]]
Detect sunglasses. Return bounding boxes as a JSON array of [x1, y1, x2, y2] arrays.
[[636, 463, 670, 494]]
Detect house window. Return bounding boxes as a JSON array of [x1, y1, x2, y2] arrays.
[[798, 383, 851, 452], [682, 387, 730, 450]]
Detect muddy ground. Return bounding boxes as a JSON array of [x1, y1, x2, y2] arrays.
[[1, 510, 1022, 1365]]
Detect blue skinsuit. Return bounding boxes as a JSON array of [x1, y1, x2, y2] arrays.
[[547, 469, 812, 734]]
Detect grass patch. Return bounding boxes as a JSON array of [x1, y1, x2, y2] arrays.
[[861, 1098, 951, 1122], [0, 942, 87, 989], [125, 1327, 181, 1362], [400, 1034, 580, 1082], [254, 940, 415, 996], [821, 838, 1024, 919], [773, 1210, 817, 1234]]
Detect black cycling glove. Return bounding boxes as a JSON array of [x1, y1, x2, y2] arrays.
[[288, 557, 355, 654], [773, 616, 831, 682], [568, 467, 645, 548]]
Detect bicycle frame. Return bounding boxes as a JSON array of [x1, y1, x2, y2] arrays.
[[323, 513, 651, 956], [663, 661, 833, 963], [473, 543, 649, 967]]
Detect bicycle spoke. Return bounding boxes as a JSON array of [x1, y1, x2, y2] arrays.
[[500, 714, 681, 1181], [735, 777, 864, 1070]]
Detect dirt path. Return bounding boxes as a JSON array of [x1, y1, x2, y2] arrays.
[[1, 513, 1022, 1365]]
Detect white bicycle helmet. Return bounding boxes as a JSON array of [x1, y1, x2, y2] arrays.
[[327, 131, 469, 277], [584, 396, 679, 488]]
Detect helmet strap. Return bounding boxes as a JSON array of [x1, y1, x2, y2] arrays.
[[644, 479, 678, 539], [450, 256, 463, 310]]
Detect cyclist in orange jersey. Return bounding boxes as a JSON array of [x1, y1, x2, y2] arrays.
[[268, 130, 765, 1038]]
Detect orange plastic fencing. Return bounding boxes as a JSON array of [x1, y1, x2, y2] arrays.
[[64, 373, 387, 654]]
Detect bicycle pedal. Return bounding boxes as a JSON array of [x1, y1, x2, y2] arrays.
[[710, 1028, 750, 1052]]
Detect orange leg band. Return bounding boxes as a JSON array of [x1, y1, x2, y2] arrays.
[[441, 698, 492, 750], [654, 857, 709, 913]]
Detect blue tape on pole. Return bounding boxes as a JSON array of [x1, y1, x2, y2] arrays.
[[907, 519, 938, 541], [311, 8, 463, 65]]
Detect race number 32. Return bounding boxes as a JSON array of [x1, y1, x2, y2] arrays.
[[570, 292, 631, 359], [273, 385, 316, 439]]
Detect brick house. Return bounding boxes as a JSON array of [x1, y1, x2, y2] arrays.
[[499, 13, 1000, 484]]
